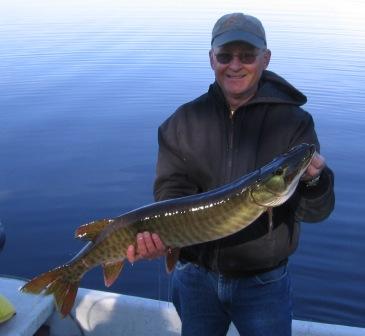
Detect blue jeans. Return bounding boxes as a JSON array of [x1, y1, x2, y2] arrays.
[[172, 261, 292, 336]]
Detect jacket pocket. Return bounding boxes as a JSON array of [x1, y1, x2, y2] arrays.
[[254, 264, 287, 285]]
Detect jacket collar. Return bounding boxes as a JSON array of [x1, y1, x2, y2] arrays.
[[209, 70, 307, 109]]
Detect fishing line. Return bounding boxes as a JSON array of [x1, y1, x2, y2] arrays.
[[167, 261, 173, 304], [158, 257, 162, 302], [67, 311, 86, 336]]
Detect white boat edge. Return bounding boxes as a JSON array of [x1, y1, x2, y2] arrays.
[[1, 276, 364, 336]]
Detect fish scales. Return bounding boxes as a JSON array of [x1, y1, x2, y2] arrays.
[[143, 195, 243, 246], [66, 190, 263, 282], [20, 143, 315, 317]]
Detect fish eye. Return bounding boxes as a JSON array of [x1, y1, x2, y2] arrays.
[[274, 168, 284, 176]]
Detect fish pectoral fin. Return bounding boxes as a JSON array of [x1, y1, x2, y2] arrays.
[[165, 248, 180, 273], [75, 219, 111, 241], [102, 260, 124, 287]]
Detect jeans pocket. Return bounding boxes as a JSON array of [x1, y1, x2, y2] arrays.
[[254, 265, 288, 285], [175, 260, 192, 271]]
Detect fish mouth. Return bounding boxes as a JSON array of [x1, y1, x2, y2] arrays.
[[285, 145, 315, 181], [253, 144, 316, 207], [280, 145, 315, 196]]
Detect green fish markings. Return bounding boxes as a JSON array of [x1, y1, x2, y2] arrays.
[[21, 143, 315, 317]]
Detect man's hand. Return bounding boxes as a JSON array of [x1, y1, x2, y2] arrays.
[[301, 151, 326, 181], [126, 232, 166, 263]]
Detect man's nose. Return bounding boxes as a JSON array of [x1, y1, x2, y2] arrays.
[[229, 55, 244, 69]]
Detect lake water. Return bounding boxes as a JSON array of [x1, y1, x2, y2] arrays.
[[1, 0, 364, 329]]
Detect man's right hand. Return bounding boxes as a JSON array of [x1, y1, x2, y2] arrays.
[[126, 231, 166, 263]]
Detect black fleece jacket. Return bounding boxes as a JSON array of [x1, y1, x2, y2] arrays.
[[153, 70, 335, 276]]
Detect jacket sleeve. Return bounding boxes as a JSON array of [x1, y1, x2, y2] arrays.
[[289, 111, 335, 223], [153, 117, 200, 202], [295, 166, 335, 222]]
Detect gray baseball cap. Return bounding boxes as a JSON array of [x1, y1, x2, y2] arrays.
[[211, 13, 267, 49]]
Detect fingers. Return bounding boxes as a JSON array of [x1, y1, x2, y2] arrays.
[[311, 152, 325, 169], [126, 232, 166, 264], [151, 233, 165, 252], [127, 244, 138, 263], [302, 151, 326, 180], [140, 232, 166, 258]]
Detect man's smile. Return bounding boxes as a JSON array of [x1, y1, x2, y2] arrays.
[[227, 74, 246, 79]]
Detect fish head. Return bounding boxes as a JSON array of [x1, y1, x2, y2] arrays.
[[250, 143, 315, 207]]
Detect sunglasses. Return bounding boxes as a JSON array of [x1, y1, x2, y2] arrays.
[[214, 51, 261, 65]]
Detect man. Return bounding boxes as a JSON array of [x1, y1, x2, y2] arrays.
[[127, 13, 335, 336]]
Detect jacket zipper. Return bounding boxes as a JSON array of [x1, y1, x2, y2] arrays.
[[225, 110, 236, 184], [214, 109, 236, 273], [228, 108, 272, 235]]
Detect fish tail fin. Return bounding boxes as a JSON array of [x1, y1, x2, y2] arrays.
[[20, 268, 62, 294], [20, 266, 80, 317]]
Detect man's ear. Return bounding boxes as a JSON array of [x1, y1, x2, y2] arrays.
[[209, 50, 215, 70], [263, 49, 271, 69]]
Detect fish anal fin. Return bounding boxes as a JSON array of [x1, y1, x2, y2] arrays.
[[75, 219, 112, 242], [102, 260, 124, 287], [166, 248, 180, 273]]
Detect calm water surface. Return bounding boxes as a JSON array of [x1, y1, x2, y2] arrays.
[[1, 0, 364, 328]]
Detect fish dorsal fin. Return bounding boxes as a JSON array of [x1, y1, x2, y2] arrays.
[[75, 219, 111, 242], [102, 260, 124, 287], [165, 248, 180, 273]]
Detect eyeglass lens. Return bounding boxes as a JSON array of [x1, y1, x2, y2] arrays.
[[215, 52, 258, 65]]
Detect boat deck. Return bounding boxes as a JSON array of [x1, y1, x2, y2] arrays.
[[1, 276, 363, 336]]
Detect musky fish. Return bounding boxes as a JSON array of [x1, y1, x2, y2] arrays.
[[20, 143, 315, 317]]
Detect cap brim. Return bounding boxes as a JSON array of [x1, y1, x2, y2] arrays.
[[212, 30, 266, 49]]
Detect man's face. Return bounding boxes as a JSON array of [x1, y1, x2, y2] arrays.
[[209, 41, 271, 105]]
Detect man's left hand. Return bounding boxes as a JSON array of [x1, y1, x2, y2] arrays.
[[301, 151, 326, 181]]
